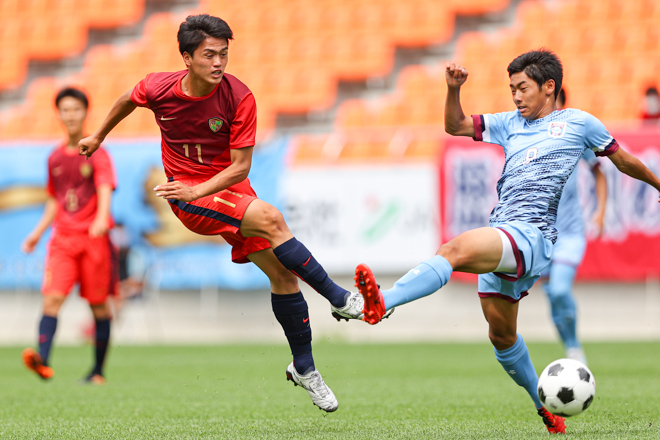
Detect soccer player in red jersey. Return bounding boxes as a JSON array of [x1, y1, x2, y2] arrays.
[[78, 14, 360, 412], [22, 87, 117, 385]]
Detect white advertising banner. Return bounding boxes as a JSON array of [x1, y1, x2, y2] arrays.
[[282, 164, 439, 274]]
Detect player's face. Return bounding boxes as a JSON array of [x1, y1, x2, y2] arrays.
[[57, 96, 87, 136], [509, 71, 554, 120], [185, 37, 229, 85]]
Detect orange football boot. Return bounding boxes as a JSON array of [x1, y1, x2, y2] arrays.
[[22, 348, 54, 380], [538, 407, 566, 434], [85, 373, 107, 385], [355, 264, 387, 325]]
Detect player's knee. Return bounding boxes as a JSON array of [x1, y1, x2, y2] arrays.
[[258, 205, 288, 236], [42, 294, 65, 316], [437, 241, 464, 268], [488, 328, 517, 350]]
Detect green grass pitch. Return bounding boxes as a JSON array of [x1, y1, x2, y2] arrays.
[[1, 342, 658, 439]]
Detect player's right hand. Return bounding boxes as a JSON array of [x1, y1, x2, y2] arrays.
[[21, 233, 40, 254], [78, 135, 101, 158], [446, 62, 469, 88]]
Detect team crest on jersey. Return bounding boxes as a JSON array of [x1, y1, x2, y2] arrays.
[[548, 121, 567, 138], [208, 117, 224, 133], [79, 163, 92, 178]]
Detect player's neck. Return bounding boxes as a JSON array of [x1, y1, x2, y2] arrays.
[[531, 100, 557, 121], [65, 132, 84, 151], [181, 73, 217, 97]]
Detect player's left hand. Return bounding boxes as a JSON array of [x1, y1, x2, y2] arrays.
[[154, 180, 198, 202], [89, 217, 109, 237]]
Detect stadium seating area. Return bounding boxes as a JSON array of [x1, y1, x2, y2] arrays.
[[0, 0, 658, 153], [0, 0, 509, 139]]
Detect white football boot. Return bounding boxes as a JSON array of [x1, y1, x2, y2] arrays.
[[331, 291, 394, 321], [286, 363, 338, 412], [566, 347, 588, 365]]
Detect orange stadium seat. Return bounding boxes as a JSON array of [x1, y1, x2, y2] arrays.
[[86, 0, 145, 29]]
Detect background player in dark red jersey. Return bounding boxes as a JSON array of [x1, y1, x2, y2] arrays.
[[21, 87, 117, 385], [78, 14, 364, 412]]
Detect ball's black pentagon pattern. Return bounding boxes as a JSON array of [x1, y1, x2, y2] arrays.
[[577, 367, 591, 382], [557, 387, 575, 405], [538, 387, 547, 404], [583, 395, 594, 411], [548, 363, 564, 376]]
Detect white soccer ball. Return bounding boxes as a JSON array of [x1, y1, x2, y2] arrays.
[[537, 358, 596, 417]]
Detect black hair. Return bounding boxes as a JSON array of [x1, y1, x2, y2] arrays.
[[177, 14, 233, 56], [507, 48, 563, 99], [645, 86, 659, 96], [557, 88, 567, 108], [55, 87, 89, 109]]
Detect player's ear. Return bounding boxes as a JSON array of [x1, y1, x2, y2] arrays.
[[545, 79, 555, 97], [182, 51, 192, 68]]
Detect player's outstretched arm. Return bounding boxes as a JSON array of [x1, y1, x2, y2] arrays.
[[79, 90, 137, 158], [608, 148, 660, 202], [155, 147, 253, 202], [444, 62, 475, 137], [21, 197, 56, 253]]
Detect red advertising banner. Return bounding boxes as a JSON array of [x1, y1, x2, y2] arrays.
[[440, 128, 660, 281]]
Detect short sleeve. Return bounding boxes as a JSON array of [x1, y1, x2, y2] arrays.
[[230, 93, 257, 149], [130, 73, 153, 108], [472, 112, 510, 146], [92, 148, 117, 190], [582, 111, 619, 157]]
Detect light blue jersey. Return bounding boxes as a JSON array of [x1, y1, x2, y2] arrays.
[[555, 149, 599, 236], [473, 108, 618, 243]]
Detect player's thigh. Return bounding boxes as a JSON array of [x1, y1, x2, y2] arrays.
[[42, 234, 79, 298], [79, 235, 114, 306], [247, 248, 299, 294], [547, 262, 578, 296], [438, 227, 502, 273], [480, 296, 519, 347]]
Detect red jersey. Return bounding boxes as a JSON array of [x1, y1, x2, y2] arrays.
[[130, 70, 257, 179], [47, 145, 116, 233]]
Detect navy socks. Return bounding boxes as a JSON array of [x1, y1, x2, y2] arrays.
[[273, 238, 348, 308], [38, 315, 58, 365], [92, 319, 111, 376], [271, 292, 315, 375], [494, 334, 543, 409]]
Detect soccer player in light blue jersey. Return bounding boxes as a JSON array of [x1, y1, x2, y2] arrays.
[[540, 89, 607, 366], [352, 49, 660, 434]]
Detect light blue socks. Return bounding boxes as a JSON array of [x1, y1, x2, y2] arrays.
[[544, 263, 580, 349], [382, 255, 453, 310], [494, 334, 543, 409]]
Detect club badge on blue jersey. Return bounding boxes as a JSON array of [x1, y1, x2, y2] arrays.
[[548, 121, 567, 138], [208, 117, 224, 133]]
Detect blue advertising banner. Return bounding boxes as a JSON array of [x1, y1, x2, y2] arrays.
[[0, 137, 287, 290]]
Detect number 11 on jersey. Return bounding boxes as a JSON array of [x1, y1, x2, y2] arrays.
[[183, 144, 203, 163]]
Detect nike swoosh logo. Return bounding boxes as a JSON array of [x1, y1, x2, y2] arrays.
[[160, 116, 177, 121], [303, 318, 309, 323], [302, 256, 311, 267]]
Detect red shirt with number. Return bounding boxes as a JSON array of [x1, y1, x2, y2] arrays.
[[47, 145, 116, 233], [130, 70, 257, 180]]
